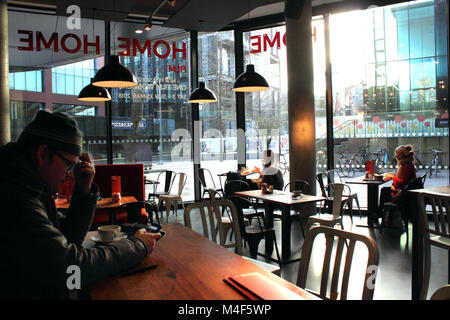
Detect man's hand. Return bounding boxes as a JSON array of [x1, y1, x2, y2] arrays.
[[133, 229, 162, 255], [73, 152, 95, 195]]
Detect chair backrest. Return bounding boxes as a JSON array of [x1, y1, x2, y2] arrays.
[[183, 199, 243, 253], [224, 180, 249, 197], [284, 180, 310, 194], [316, 173, 328, 197], [404, 175, 424, 191], [227, 195, 263, 238], [327, 169, 342, 184], [207, 188, 223, 200], [198, 168, 216, 189], [157, 170, 175, 193], [417, 192, 450, 300], [170, 172, 187, 196], [430, 285, 450, 300], [118, 201, 157, 224], [297, 226, 379, 300], [326, 183, 344, 218]]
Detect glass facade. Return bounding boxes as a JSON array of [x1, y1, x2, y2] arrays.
[[328, 0, 448, 200], [110, 27, 194, 200], [198, 31, 237, 187], [6, 0, 449, 204], [244, 27, 289, 182]]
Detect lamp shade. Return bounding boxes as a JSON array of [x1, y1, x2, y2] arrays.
[[92, 55, 137, 88], [77, 78, 111, 101], [188, 82, 217, 103], [232, 64, 269, 92]]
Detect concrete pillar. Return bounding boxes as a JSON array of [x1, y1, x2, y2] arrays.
[[286, 0, 315, 195], [0, 0, 10, 144]]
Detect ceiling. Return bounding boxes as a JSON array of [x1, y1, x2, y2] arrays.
[[7, 0, 356, 31]]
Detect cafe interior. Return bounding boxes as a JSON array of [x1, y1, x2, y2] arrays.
[[0, 0, 449, 301]]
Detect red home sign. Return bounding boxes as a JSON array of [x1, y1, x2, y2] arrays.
[[17, 30, 187, 60], [250, 31, 286, 54]]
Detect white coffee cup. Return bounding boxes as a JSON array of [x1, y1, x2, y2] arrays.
[[97, 225, 121, 241]]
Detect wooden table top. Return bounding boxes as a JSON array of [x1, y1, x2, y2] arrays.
[[88, 223, 318, 300], [235, 189, 326, 206], [56, 196, 137, 209]]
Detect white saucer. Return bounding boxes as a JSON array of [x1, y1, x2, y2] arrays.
[[91, 232, 127, 243]]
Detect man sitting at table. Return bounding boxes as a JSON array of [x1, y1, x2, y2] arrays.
[[0, 111, 161, 300], [251, 149, 284, 190]]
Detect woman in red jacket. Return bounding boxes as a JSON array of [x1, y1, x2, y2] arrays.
[[377, 145, 417, 217]]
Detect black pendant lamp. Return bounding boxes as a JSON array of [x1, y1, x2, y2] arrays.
[[77, 78, 111, 101], [188, 82, 217, 103], [232, 64, 269, 92], [92, 55, 137, 88]]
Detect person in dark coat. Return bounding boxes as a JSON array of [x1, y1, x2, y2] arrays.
[[0, 111, 161, 299], [251, 149, 284, 190]]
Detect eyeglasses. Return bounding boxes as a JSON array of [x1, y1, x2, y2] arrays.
[[51, 150, 79, 174]]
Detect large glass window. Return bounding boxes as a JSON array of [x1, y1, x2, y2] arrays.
[[198, 31, 237, 189], [244, 26, 289, 183], [329, 0, 448, 209], [8, 11, 107, 164], [110, 24, 194, 200]]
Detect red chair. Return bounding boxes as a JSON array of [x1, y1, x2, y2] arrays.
[[92, 164, 147, 227]]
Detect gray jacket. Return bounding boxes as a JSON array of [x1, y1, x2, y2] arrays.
[[0, 143, 148, 299]]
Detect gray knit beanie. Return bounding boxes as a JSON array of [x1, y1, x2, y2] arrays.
[[17, 110, 83, 156]]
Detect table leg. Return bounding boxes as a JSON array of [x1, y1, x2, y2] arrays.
[[357, 184, 381, 228], [281, 205, 291, 261], [264, 202, 274, 228], [411, 196, 423, 300]]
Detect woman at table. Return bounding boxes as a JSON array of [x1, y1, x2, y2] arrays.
[[377, 145, 417, 218], [251, 149, 284, 190]]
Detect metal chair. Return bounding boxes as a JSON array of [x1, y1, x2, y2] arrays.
[[228, 195, 281, 267], [147, 170, 175, 202], [272, 180, 310, 237], [224, 180, 264, 225], [381, 173, 427, 236], [183, 199, 280, 275], [417, 192, 450, 300], [198, 168, 223, 200], [306, 183, 345, 231], [158, 172, 187, 223], [326, 169, 362, 223], [297, 225, 379, 300], [430, 285, 450, 300]]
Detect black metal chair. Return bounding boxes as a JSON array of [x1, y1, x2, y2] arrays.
[[147, 170, 174, 202], [228, 195, 281, 267], [224, 180, 264, 225], [381, 173, 427, 236], [198, 168, 223, 200], [117, 201, 160, 224], [272, 180, 310, 237]]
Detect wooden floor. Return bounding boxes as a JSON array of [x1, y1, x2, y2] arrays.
[[166, 209, 448, 300]]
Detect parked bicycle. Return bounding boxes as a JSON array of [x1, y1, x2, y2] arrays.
[[350, 146, 368, 172], [336, 145, 358, 178], [372, 147, 389, 172], [429, 148, 442, 178]]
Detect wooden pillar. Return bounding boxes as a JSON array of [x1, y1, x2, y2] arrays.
[[0, 0, 10, 144], [286, 0, 315, 195]]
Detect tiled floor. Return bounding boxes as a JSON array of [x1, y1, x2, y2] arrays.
[[165, 209, 448, 300]]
